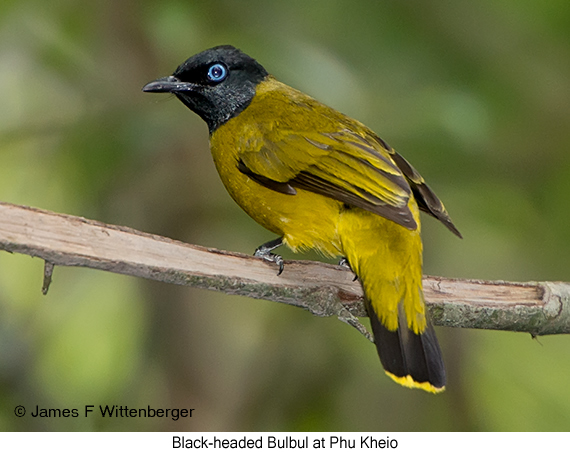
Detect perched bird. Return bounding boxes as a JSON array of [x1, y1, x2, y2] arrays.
[[143, 45, 461, 393]]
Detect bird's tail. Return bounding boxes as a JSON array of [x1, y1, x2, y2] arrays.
[[366, 300, 445, 393], [339, 209, 445, 393]]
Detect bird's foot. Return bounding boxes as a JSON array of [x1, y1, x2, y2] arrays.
[[255, 237, 284, 276], [338, 257, 358, 281]]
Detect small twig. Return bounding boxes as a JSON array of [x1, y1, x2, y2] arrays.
[[337, 307, 374, 342], [42, 260, 55, 295]]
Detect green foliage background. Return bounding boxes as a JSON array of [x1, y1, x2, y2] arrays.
[[1, 0, 570, 432]]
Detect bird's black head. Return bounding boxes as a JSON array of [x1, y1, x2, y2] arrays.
[[143, 45, 268, 132]]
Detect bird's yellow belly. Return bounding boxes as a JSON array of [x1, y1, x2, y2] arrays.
[[210, 137, 343, 257]]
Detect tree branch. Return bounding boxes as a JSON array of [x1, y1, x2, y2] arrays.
[[0, 201, 568, 337]]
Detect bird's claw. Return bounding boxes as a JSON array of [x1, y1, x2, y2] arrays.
[[255, 249, 284, 275], [339, 257, 358, 281], [254, 237, 285, 276]]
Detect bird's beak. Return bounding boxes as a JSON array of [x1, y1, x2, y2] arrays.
[[142, 76, 196, 93]]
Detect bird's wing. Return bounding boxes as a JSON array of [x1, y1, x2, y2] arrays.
[[238, 117, 418, 230], [390, 151, 462, 237]]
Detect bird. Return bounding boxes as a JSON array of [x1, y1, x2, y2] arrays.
[[143, 45, 461, 393]]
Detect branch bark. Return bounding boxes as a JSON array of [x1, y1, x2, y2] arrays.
[[0, 201, 568, 337]]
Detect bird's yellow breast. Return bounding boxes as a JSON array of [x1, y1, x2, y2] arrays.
[[209, 80, 344, 257]]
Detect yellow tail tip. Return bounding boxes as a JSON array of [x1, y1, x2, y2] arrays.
[[385, 371, 445, 394]]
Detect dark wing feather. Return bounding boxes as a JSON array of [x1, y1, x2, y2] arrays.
[[292, 170, 416, 229], [237, 160, 297, 195], [390, 151, 462, 238]]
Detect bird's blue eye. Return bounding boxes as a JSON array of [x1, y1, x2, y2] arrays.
[[207, 63, 227, 82]]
